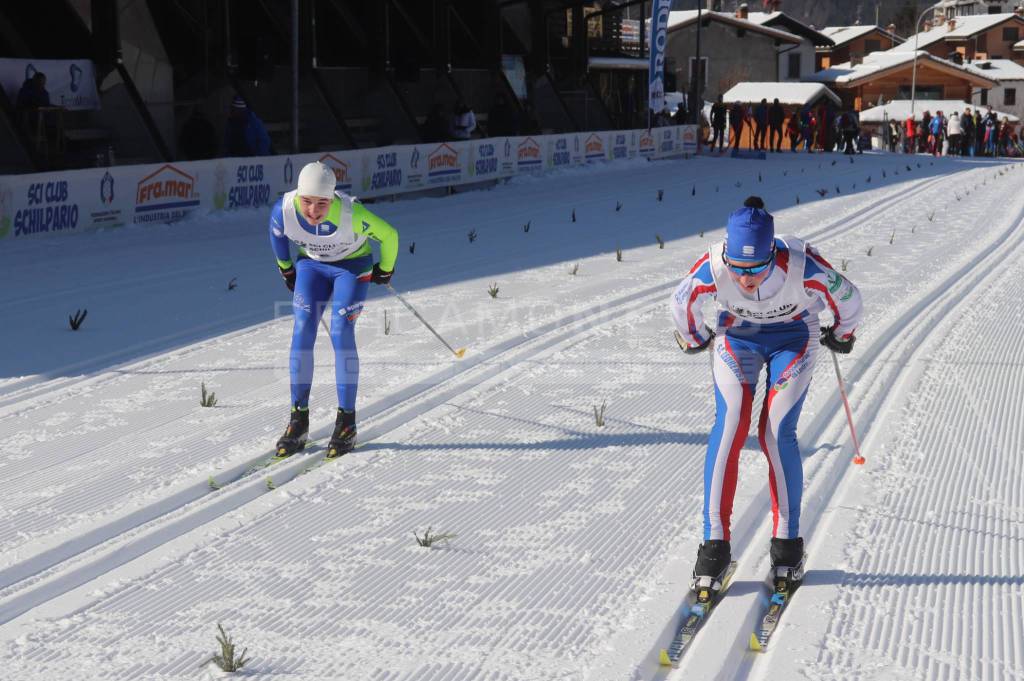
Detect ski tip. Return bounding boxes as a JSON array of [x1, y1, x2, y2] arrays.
[[454, 348, 467, 359], [658, 649, 672, 666], [749, 633, 764, 652]]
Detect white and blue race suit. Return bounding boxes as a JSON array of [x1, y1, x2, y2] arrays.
[[670, 236, 863, 541]]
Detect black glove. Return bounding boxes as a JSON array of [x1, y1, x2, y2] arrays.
[[820, 326, 855, 354], [675, 328, 715, 354], [371, 263, 393, 286], [279, 265, 296, 292]]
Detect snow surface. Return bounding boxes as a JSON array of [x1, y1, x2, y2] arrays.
[[1, 150, 1023, 680]]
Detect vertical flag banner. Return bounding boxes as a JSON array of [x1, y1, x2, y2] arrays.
[[648, 0, 672, 113]]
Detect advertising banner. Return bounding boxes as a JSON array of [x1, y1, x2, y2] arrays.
[[545, 133, 582, 170], [0, 127, 690, 241], [0, 58, 101, 111], [647, 0, 673, 112], [680, 125, 700, 154]]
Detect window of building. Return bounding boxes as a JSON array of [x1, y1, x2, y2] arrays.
[[981, 88, 989, 105], [689, 56, 708, 86], [897, 85, 943, 100], [1005, 88, 1016, 106], [864, 39, 881, 53], [787, 53, 800, 79], [1003, 27, 1019, 42]]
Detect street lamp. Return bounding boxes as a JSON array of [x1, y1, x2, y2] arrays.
[[909, 6, 935, 119]]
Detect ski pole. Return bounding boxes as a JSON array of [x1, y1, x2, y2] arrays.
[[830, 350, 865, 465], [386, 284, 466, 358]]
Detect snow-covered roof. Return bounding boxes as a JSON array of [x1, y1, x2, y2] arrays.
[[806, 50, 998, 87], [666, 11, 802, 43], [745, 11, 835, 45], [892, 13, 1024, 51], [721, 82, 841, 106], [966, 58, 1024, 80], [821, 25, 901, 48], [859, 99, 1019, 123]]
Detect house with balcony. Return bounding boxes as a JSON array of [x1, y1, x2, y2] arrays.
[[816, 25, 905, 71]]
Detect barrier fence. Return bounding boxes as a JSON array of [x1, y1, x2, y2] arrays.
[[0, 125, 698, 241]]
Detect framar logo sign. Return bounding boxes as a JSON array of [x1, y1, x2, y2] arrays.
[[639, 131, 656, 155], [134, 164, 199, 224], [427, 143, 461, 184], [584, 133, 605, 161], [318, 153, 353, 191], [517, 137, 542, 170]]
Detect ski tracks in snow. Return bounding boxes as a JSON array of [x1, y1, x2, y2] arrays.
[[0, 157, 1021, 680]]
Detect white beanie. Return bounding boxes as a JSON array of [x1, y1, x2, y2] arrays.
[[296, 162, 336, 198]]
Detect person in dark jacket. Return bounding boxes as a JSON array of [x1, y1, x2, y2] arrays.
[[710, 95, 727, 151], [753, 98, 768, 150], [729, 102, 745, 150], [961, 107, 975, 156], [768, 98, 785, 152], [225, 95, 271, 157]]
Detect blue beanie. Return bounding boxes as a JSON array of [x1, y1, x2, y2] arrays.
[[725, 207, 774, 262]]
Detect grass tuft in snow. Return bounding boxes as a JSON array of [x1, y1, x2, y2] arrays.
[[208, 623, 251, 673], [200, 382, 218, 408], [569, 263, 579, 276], [69, 308, 87, 331], [415, 527, 457, 547], [889, 229, 896, 245], [615, 201, 622, 212], [208, 476, 221, 491], [467, 229, 477, 243], [866, 246, 874, 257], [657, 189, 664, 201], [488, 283, 499, 299], [384, 309, 392, 335], [593, 400, 607, 427], [928, 211, 935, 222], [841, 259, 848, 272], [409, 241, 416, 254], [227, 277, 238, 291], [572, 209, 576, 222], [523, 220, 530, 233], [615, 247, 622, 262], [656, 234, 664, 249]]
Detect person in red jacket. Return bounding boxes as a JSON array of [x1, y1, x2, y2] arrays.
[[904, 115, 916, 154]]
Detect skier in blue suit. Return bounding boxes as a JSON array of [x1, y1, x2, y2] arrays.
[[670, 196, 863, 593], [269, 162, 398, 459]]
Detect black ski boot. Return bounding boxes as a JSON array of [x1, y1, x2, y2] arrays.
[[770, 537, 805, 589], [691, 540, 732, 600], [326, 408, 356, 459], [275, 406, 309, 458]]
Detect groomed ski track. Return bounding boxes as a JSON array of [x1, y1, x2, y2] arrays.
[[1, 153, 1022, 680]]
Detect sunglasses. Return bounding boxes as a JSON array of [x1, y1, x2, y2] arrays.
[[723, 250, 774, 276]]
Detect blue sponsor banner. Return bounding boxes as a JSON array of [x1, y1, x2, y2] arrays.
[[648, 0, 672, 111], [468, 140, 501, 179], [362, 148, 404, 193]]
